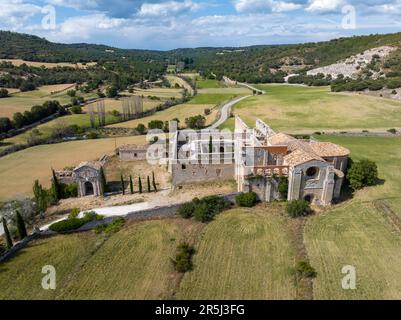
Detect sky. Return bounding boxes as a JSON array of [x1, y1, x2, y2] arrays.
[[1, 0, 401, 50]]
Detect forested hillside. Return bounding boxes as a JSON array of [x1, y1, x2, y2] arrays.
[[1, 30, 401, 83]]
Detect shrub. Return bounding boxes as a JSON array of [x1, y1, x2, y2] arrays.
[[87, 131, 99, 139], [95, 218, 125, 235], [347, 159, 378, 190], [179, 196, 230, 222], [286, 200, 312, 218], [172, 242, 195, 273], [204, 108, 211, 115], [178, 203, 196, 219], [0, 88, 9, 98], [71, 105, 82, 114], [136, 123, 146, 134], [148, 120, 164, 130], [68, 208, 80, 219], [49, 218, 88, 233], [388, 128, 397, 134], [106, 86, 118, 98], [295, 261, 317, 278], [278, 176, 289, 200], [49, 211, 102, 233], [235, 192, 258, 207]]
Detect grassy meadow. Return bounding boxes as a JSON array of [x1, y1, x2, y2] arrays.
[[222, 84, 401, 133], [0, 219, 203, 299], [177, 206, 297, 300], [304, 136, 401, 299]]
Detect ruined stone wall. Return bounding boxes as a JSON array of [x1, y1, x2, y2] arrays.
[[119, 149, 147, 161], [171, 162, 234, 186]]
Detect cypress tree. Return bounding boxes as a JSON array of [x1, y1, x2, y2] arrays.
[[121, 174, 125, 195], [209, 135, 213, 154], [147, 176, 151, 193], [2, 217, 13, 250], [130, 175, 134, 194], [15, 211, 27, 240], [51, 169, 61, 200], [100, 167, 107, 194], [33, 180, 48, 214], [138, 177, 143, 194], [152, 171, 157, 192]]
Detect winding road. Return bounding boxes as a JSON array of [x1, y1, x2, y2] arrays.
[[208, 80, 265, 130]]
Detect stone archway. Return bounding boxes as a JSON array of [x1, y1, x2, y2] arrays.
[[84, 181, 94, 196]]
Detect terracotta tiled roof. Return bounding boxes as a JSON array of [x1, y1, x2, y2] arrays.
[[308, 141, 350, 157], [283, 148, 324, 167], [265, 133, 349, 167], [265, 133, 296, 146]]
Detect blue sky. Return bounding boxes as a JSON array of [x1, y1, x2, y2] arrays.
[[1, 0, 401, 50]]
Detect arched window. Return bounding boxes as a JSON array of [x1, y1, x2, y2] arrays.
[[306, 167, 319, 178]]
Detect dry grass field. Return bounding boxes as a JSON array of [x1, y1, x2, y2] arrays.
[[108, 103, 218, 129], [177, 205, 297, 300], [0, 84, 75, 118], [0, 59, 96, 69], [0, 136, 146, 200], [83, 98, 161, 114], [222, 84, 401, 133]]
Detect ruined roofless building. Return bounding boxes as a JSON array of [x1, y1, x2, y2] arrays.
[[169, 117, 350, 206]]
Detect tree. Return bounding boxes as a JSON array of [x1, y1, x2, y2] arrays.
[[15, 211, 27, 240], [152, 172, 157, 192], [0, 117, 13, 133], [106, 86, 118, 98], [185, 115, 206, 129], [138, 177, 143, 194], [67, 89, 76, 97], [147, 176, 151, 193], [136, 123, 146, 135], [100, 167, 107, 194], [209, 135, 213, 154], [120, 174, 125, 195], [347, 159, 378, 191], [33, 180, 47, 214], [0, 88, 9, 98], [51, 169, 61, 201], [148, 120, 164, 130], [286, 200, 312, 218], [130, 175, 134, 194], [2, 217, 13, 249]]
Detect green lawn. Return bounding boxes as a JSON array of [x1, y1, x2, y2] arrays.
[[305, 136, 401, 299], [222, 84, 401, 133], [196, 79, 222, 89], [188, 93, 241, 105]]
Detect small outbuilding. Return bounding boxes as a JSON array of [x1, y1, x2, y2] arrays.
[[72, 161, 104, 197]]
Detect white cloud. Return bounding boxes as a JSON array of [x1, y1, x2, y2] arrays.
[[233, 0, 302, 13], [138, 0, 200, 17], [371, 0, 401, 14], [305, 0, 346, 13], [0, 0, 42, 29]]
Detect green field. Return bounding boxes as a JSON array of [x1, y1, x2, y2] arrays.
[[177, 206, 297, 300], [0, 219, 201, 299], [0, 135, 146, 200], [304, 136, 401, 299], [196, 78, 222, 89], [222, 84, 401, 133]]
